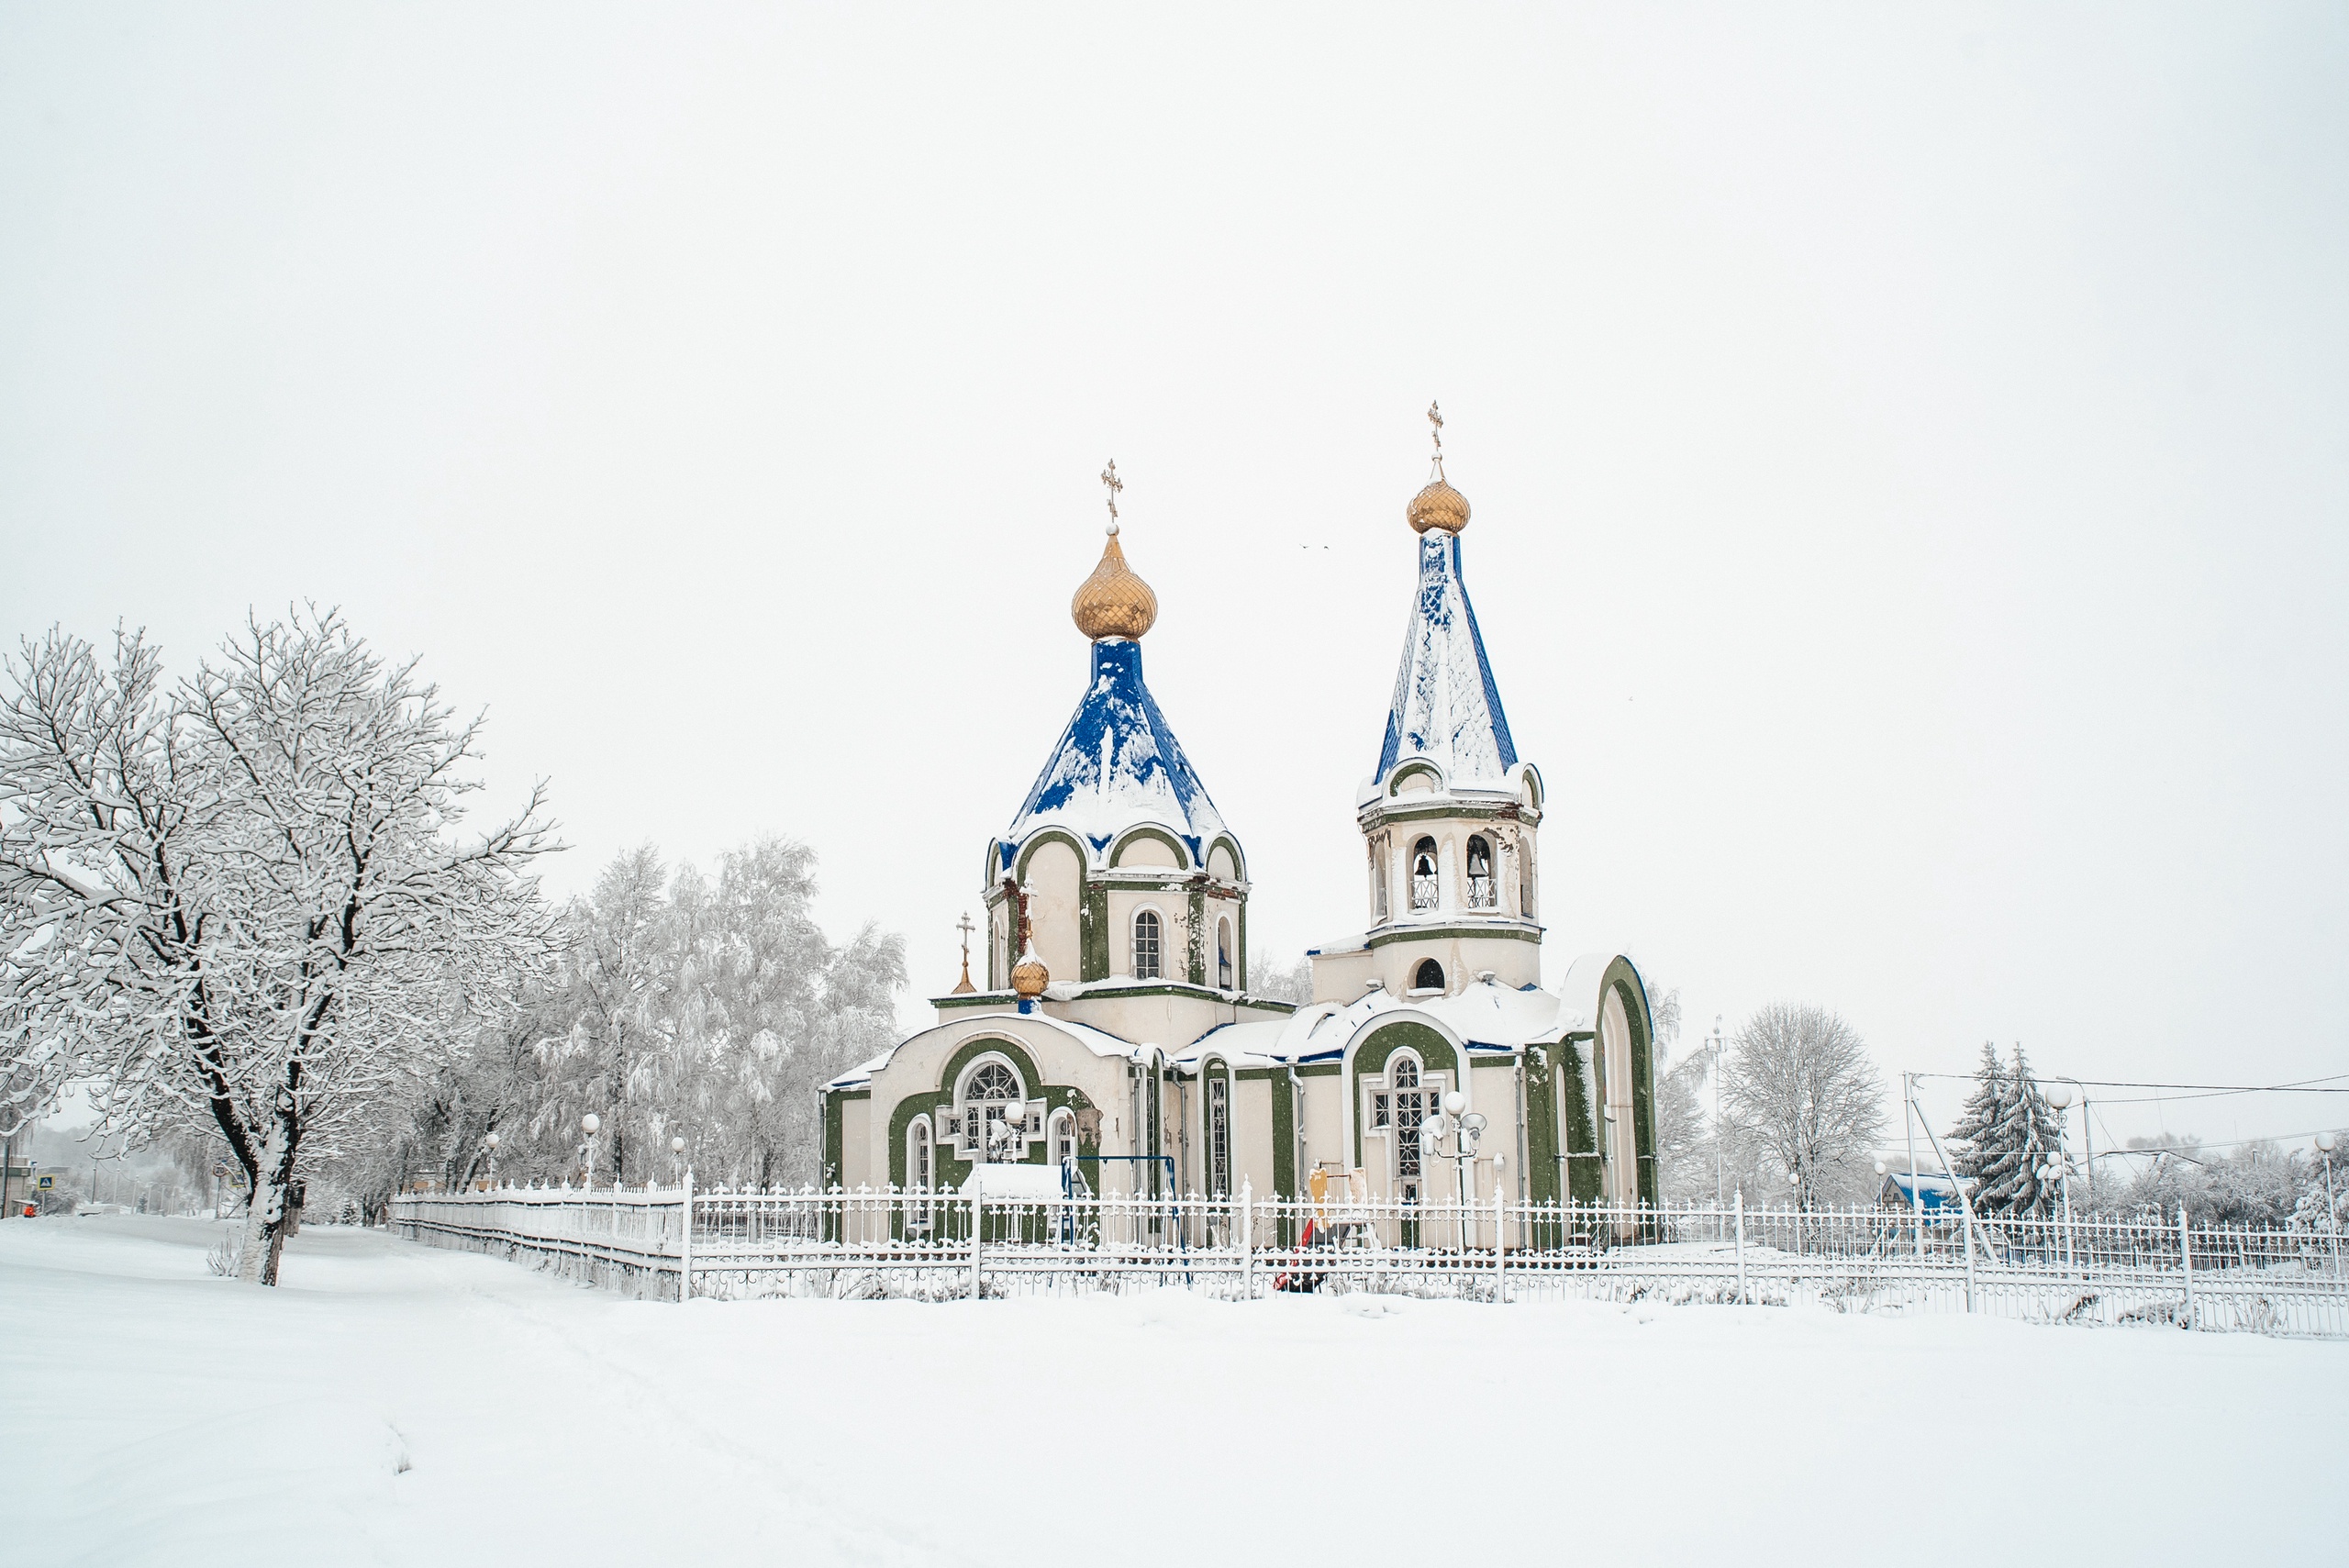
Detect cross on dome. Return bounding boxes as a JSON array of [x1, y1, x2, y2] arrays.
[[1073, 462, 1156, 640], [1408, 397, 1470, 535]]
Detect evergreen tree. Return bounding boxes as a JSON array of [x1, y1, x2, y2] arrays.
[[1947, 1041, 2008, 1191], [1976, 1046, 2063, 1215]]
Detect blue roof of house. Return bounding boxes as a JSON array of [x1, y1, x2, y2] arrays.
[[1377, 531, 1519, 784]]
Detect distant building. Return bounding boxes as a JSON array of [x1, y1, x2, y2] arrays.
[[820, 420, 1661, 1217], [1879, 1168, 1966, 1214]]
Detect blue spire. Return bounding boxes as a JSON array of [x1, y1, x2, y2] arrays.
[[1377, 531, 1519, 784], [1005, 639, 1227, 868]]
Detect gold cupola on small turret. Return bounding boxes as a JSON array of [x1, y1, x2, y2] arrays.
[[1407, 400, 1470, 535], [1071, 458, 1159, 640]]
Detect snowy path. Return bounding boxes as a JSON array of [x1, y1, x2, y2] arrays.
[[4, 1216, 2343, 1567]]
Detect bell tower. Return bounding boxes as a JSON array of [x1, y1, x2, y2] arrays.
[[1319, 405, 1545, 1001]]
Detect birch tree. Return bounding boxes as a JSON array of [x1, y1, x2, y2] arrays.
[[0, 613, 556, 1283]]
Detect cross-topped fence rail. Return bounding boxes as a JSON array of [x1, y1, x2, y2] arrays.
[[387, 1181, 2349, 1337]]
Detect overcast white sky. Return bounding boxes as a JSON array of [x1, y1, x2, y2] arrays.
[[4, 5, 2344, 1151]]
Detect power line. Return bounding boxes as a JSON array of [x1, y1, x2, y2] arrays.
[[1912, 1071, 2349, 1097]]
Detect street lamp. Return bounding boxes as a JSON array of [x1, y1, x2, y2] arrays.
[[1705, 1017, 1728, 1217], [580, 1114, 601, 1187], [2317, 1131, 2342, 1277], [1419, 1094, 1489, 1215], [671, 1135, 686, 1185], [484, 1130, 500, 1187]]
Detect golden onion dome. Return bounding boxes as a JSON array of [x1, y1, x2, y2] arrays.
[[1408, 474, 1471, 535], [1010, 943, 1050, 998], [1071, 525, 1159, 640]]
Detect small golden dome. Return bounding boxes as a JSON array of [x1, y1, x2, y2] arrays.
[[1408, 476, 1470, 535], [1071, 528, 1159, 640], [1010, 943, 1050, 998]]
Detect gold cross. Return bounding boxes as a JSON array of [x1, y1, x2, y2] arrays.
[[1427, 401, 1444, 455], [956, 911, 974, 960], [1101, 459, 1123, 527]]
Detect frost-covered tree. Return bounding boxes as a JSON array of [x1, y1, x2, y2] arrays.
[[438, 838, 906, 1194], [1247, 949, 1314, 1006], [0, 615, 556, 1283], [1948, 1043, 2065, 1216], [536, 845, 675, 1184], [2290, 1135, 2348, 1237], [1946, 1042, 2008, 1184], [1718, 1003, 1886, 1210]]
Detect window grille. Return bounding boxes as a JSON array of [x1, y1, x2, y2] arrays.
[[1133, 909, 1162, 980], [1388, 1057, 1432, 1182], [1207, 1076, 1230, 1198]]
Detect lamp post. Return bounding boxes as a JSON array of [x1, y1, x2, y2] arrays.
[[2040, 1081, 2075, 1218], [1705, 1017, 1727, 1218], [484, 1130, 500, 1188], [2317, 1131, 2341, 1277], [580, 1113, 601, 1188], [671, 1135, 686, 1185], [1417, 1094, 1487, 1195]]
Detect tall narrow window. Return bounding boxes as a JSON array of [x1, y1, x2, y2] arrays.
[[1391, 1056, 1428, 1195], [1049, 1108, 1077, 1169], [1217, 917, 1234, 990], [1466, 836, 1495, 909], [1207, 1075, 1230, 1198], [908, 1119, 933, 1230], [1410, 837, 1439, 911], [1133, 909, 1163, 980]]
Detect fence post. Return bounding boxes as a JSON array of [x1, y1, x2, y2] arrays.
[[2178, 1204, 2194, 1329], [678, 1168, 695, 1304], [1733, 1187, 1746, 1304], [970, 1193, 984, 1301], [1964, 1205, 1977, 1314], [1494, 1184, 1507, 1302], [1239, 1180, 1253, 1301]]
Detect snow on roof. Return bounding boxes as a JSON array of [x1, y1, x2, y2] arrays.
[[1376, 531, 1519, 786], [1176, 975, 1574, 1068], [822, 1012, 1149, 1093], [1003, 637, 1230, 870]]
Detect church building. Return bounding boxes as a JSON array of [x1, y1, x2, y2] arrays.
[[822, 417, 1660, 1219]]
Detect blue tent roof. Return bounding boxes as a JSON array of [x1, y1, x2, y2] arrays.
[[1377, 531, 1519, 785], [1002, 638, 1229, 870]]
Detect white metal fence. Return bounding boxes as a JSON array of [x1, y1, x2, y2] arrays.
[[388, 1179, 2349, 1338]]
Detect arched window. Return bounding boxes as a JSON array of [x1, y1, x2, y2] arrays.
[[1048, 1107, 1077, 1169], [1133, 909, 1163, 980], [1466, 836, 1495, 909], [1217, 917, 1234, 990], [955, 1058, 1027, 1162], [1206, 1072, 1230, 1198], [907, 1118, 933, 1230], [1413, 958, 1444, 993], [1410, 837, 1439, 910]]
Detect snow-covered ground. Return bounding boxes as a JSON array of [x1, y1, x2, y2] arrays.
[[5, 1215, 2342, 1567]]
